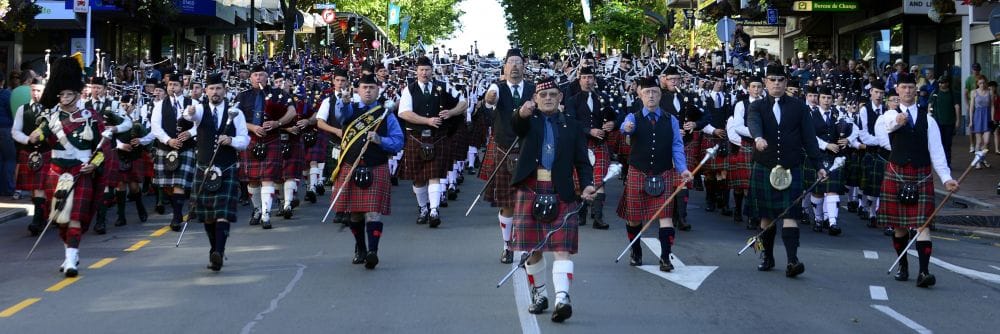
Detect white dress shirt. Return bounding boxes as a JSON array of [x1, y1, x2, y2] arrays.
[[878, 103, 954, 184]]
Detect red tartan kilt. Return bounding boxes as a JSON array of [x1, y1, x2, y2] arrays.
[[140, 154, 154, 178], [122, 151, 152, 181], [608, 131, 631, 156], [700, 136, 728, 172], [617, 168, 677, 222], [469, 114, 490, 147], [45, 165, 95, 223], [16, 150, 50, 190], [304, 132, 329, 162], [450, 124, 471, 162], [480, 141, 518, 208], [398, 136, 448, 181], [588, 139, 611, 189], [97, 145, 121, 187], [727, 139, 753, 190], [479, 139, 499, 181], [684, 132, 703, 171], [510, 180, 579, 254], [282, 141, 305, 180], [240, 139, 283, 181], [332, 164, 392, 214], [878, 163, 934, 228]]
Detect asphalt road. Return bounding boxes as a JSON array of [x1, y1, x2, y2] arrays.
[[1, 174, 998, 334]]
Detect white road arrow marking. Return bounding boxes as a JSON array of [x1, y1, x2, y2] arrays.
[[636, 238, 717, 291], [907, 250, 1000, 285]]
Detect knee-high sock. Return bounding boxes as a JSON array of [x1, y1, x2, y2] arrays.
[[171, 193, 186, 220], [260, 185, 275, 220], [916, 240, 932, 274], [349, 220, 366, 250], [892, 236, 909, 269], [782, 227, 800, 263], [366, 221, 383, 252], [215, 221, 230, 254], [626, 224, 642, 252], [309, 167, 320, 189], [658, 227, 675, 262], [525, 257, 547, 292], [499, 213, 513, 248], [249, 185, 262, 211], [66, 226, 82, 248], [734, 192, 745, 216], [761, 226, 777, 258], [388, 159, 398, 175], [810, 195, 824, 220], [317, 163, 327, 183], [283, 180, 296, 207], [824, 194, 840, 225], [204, 223, 217, 253], [428, 183, 442, 210], [413, 185, 429, 208], [552, 260, 573, 303], [675, 189, 688, 218], [116, 190, 127, 218], [32, 197, 47, 224], [467, 147, 477, 168]]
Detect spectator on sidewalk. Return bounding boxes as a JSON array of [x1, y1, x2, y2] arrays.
[[0, 71, 15, 197], [965, 63, 983, 153], [918, 71, 937, 109], [969, 76, 993, 169], [885, 59, 907, 92], [993, 81, 1000, 155], [930, 77, 961, 166]]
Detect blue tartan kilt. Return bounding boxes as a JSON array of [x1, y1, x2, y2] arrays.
[[152, 148, 196, 189], [749, 163, 804, 220], [192, 165, 240, 223], [843, 150, 864, 187]]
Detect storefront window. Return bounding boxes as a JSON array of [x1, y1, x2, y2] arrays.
[[973, 42, 1000, 83]]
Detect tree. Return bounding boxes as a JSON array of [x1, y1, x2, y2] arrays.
[[588, 1, 656, 51], [0, 0, 42, 33], [295, 0, 463, 48], [664, 11, 720, 53], [279, 0, 298, 54], [498, 0, 584, 53]]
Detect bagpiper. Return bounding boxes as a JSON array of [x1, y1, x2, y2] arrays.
[[564, 66, 614, 230], [114, 94, 153, 228], [726, 74, 764, 229], [152, 74, 197, 231], [12, 76, 51, 235], [87, 76, 132, 234]]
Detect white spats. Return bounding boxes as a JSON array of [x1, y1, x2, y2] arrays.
[[260, 185, 275, 221], [412, 185, 429, 208], [467, 147, 477, 168], [810, 195, 824, 221], [308, 167, 320, 188], [64, 247, 79, 274], [824, 194, 840, 224], [249, 185, 262, 210], [525, 258, 547, 290], [552, 260, 573, 304], [428, 183, 442, 209], [499, 213, 513, 246], [282, 180, 297, 207]]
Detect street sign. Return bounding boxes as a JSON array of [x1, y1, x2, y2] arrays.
[[73, 0, 89, 14], [717, 17, 736, 43], [766, 8, 779, 25], [736, 18, 787, 26], [793, 1, 859, 12], [314, 4, 336, 10], [990, 7, 1000, 38]]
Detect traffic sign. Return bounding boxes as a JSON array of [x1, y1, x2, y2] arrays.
[[793, 1, 858, 12], [766, 8, 778, 25], [322, 9, 336, 24], [73, 0, 89, 13], [314, 3, 336, 10], [717, 17, 736, 43]]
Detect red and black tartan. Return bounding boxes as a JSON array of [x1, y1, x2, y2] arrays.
[[119, 150, 150, 183], [588, 139, 611, 189], [511, 179, 580, 254], [607, 130, 630, 156], [45, 164, 96, 223], [684, 132, 704, 172], [332, 164, 392, 215], [15, 149, 50, 190], [398, 134, 449, 181], [616, 168, 678, 222], [449, 122, 472, 162], [727, 139, 753, 190], [282, 139, 305, 180], [468, 112, 490, 148], [700, 135, 729, 173], [304, 131, 329, 162], [95, 141, 121, 188], [240, 138, 283, 182], [878, 163, 934, 228], [480, 140, 518, 208]]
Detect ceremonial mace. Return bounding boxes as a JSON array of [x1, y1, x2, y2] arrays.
[[614, 145, 719, 263], [738, 157, 846, 256], [176, 105, 241, 247], [886, 150, 985, 275], [497, 163, 623, 288]]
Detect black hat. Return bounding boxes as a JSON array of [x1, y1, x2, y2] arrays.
[[870, 80, 886, 90], [580, 66, 595, 76], [39, 53, 85, 109], [786, 79, 800, 88], [166, 73, 182, 83], [119, 94, 135, 104], [621, 53, 633, 61], [182, 69, 193, 76], [765, 64, 786, 78], [886, 89, 898, 97], [239, 64, 250, 71], [416, 56, 433, 67], [272, 72, 284, 80], [748, 76, 763, 84], [154, 82, 167, 91], [145, 78, 158, 85], [358, 74, 377, 85], [206, 73, 225, 86], [818, 86, 833, 96], [251, 63, 266, 73], [661, 66, 679, 76], [87, 76, 106, 86], [583, 52, 595, 60], [896, 73, 916, 85], [805, 85, 818, 95], [333, 67, 348, 78], [637, 76, 659, 90]]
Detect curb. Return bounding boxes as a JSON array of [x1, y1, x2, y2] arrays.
[[935, 225, 1000, 241], [935, 188, 994, 208], [0, 209, 28, 225]]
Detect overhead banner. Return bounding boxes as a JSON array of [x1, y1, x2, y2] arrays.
[[400, 15, 412, 40], [388, 2, 401, 26]]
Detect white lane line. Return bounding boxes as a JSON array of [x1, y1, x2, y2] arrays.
[[240, 263, 307, 334], [871, 305, 933, 334], [512, 252, 541, 334], [869, 286, 888, 301], [863, 250, 879, 260], [989, 265, 1000, 272], [907, 250, 1000, 284]]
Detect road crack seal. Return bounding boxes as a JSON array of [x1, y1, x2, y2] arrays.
[[240, 263, 307, 334]]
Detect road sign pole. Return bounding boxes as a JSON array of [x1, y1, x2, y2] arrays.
[[724, 16, 730, 65]]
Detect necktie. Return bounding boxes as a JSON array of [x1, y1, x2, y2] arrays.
[[423, 83, 431, 96], [909, 108, 916, 128], [254, 92, 263, 124], [542, 117, 555, 169], [174, 98, 181, 113], [513, 84, 521, 106], [212, 106, 219, 128], [648, 113, 658, 125], [717, 93, 723, 107], [773, 98, 781, 125], [825, 111, 832, 126]]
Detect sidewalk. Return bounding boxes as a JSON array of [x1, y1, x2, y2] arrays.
[[0, 195, 32, 224], [933, 134, 1000, 238]]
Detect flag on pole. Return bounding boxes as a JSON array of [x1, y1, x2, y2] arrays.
[[388, 2, 401, 26], [400, 15, 412, 40], [581, 0, 591, 23]]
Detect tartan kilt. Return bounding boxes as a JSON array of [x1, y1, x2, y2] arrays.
[[861, 151, 887, 197], [45, 164, 95, 223], [701, 136, 729, 172], [807, 156, 845, 195], [588, 139, 611, 189], [281, 140, 305, 180], [305, 132, 329, 162], [240, 139, 283, 182], [844, 150, 864, 187], [96, 144, 121, 188], [878, 163, 934, 228], [607, 130, 630, 156], [749, 163, 804, 220], [398, 135, 449, 181], [511, 180, 580, 254], [616, 168, 677, 222], [450, 124, 472, 162], [481, 141, 518, 208], [468, 114, 490, 148], [192, 165, 240, 223], [153, 148, 196, 189], [727, 140, 753, 190], [332, 164, 392, 214], [684, 132, 704, 171], [119, 151, 150, 182], [16, 149, 50, 190], [479, 139, 500, 181]]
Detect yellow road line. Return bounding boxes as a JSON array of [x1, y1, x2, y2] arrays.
[[87, 258, 116, 269], [0, 298, 41, 318], [150, 226, 171, 237], [932, 236, 958, 241], [124, 240, 150, 252], [44, 277, 81, 292]]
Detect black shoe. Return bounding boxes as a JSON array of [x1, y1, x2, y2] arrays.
[[528, 288, 548, 314], [440, 197, 449, 208], [27, 220, 43, 236], [847, 201, 858, 213], [734, 214, 744, 223], [447, 188, 458, 200], [812, 220, 824, 232], [115, 216, 127, 227], [677, 218, 691, 231], [867, 216, 878, 228], [208, 251, 223, 271], [592, 218, 609, 230], [155, 203, 165, 215], [916, 272, 936, 288], [262, 219, 272, 230], [390, 176, 399, 186], [416, 207, 429, 225], [305, 191, 317, 203], [457, 174, 464, 185], [291, 199, 300, 209], [659, 258, 674, 272], [884, 227, 894, 237], [720, 206, 733, 216], [578, 210, 588, 226], [364, 251, 379, 269], [429, 211, 442, 228], [352, 246, 366, 265], [249, 209, 261, 226], [785, 262, 805, 277], [500, 249, 513, 264], [315, 184, 326, 196], [94, 220, 107, 235], [629, 248, 642, 266], [468, 167, 477, 176], [894, 266, 909, 281], [282, 206, 293, 219], [239, 197, 250, 206], [169, 218, 181, 232], [758, 256, 775, 271], [551, 297, 573, 323], [828, 224, 842, 236]]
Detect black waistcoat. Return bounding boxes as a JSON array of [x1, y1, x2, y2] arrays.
[[160, 99, 196, 150], [866, 102, 883, 136], [628, 111, 675, 174], [197, 102, 239, 168], [889, 107, 931, 167], [341, 102, 391, 167], [493, 81, 535, 148]]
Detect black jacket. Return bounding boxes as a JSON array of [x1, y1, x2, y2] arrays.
[[747, 95, 823, 170], [510, 109, 594, 203]]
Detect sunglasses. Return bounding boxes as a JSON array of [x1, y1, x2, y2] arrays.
[[767, 77, 786, 82], [536, 91, 560, 99]]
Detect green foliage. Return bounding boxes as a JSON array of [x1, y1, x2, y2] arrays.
[[0, 0, 42, 33], [296, 0, 463, 48], [588, 1, 656, 50], [664, 11, 719, 51], [498, 0, 583, 53]]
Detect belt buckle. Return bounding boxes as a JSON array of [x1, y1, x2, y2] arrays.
[[421, 129, 432, 138], [536, 169, 552, 182]]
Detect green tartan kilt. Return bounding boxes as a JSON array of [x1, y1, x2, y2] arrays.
[[749, 163, 804, 220], [861, 151, 887, 197], [844, 150, 864, 187], [192, 165, 241, 223]]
